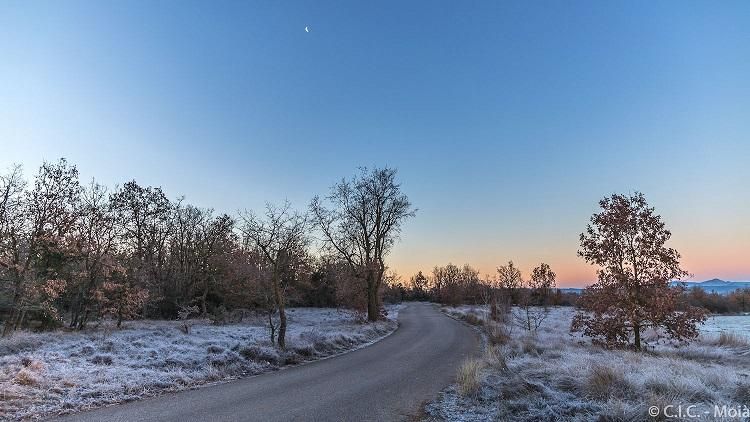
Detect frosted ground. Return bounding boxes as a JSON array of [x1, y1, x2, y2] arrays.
[[0, 306, 400, 420], [703, 315, 750, 339], [427, 306, 750, 422]]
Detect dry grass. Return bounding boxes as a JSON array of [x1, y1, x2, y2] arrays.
[[13, 368, 40, 386], [461, 312, 484, 326], [486, 322, 511, 346], [585, 364, 632, 400], [456, 358, 482, 397], [714, 331, 749, 347], [483, 345, 508, 372]]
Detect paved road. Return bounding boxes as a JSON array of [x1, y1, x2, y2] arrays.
[[57, 302, 478, 422]]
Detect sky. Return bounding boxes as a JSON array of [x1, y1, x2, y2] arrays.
[[1, 1, 748, 286]]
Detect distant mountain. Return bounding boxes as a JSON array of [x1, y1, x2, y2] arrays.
[[556, 287, 584, 294], [561, 280, 750, 296], [673, 279, 750, 295], [699, 278, 734, 286]]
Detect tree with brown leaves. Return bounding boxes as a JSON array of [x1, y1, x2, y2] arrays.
[[571, 192, 706, 350]]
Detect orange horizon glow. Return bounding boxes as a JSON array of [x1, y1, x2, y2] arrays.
[[389, 244, 750, 289]]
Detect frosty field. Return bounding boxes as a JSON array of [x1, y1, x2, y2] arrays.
[[702, 315, 750, 339], [0, 307, 399, 420], [427, 306, 750, 422]]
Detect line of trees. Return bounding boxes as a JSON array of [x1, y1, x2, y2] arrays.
[[386, 261, 565, 309], [0, 160, 415, 346]]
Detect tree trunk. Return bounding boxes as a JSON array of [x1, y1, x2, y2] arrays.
[[117, 307, 123, 329], [201, 286, 209, 317], [633, 321, 641, 351], [272, 272, 287, 349], [2, 284, 23, 337], [366, 270, 378, 322], [2, 308, 18, 337], [267, 309, 276, 345]]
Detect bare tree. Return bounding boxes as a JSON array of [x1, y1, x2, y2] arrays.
[[496, 261, 522, 308], [110, 181, 174, 317], [69, 180, 121, 329], [311, 167, 415, 322], [513, 263, 556, 332], [241, 202, 308, 348], [1, 159, 80, 336]]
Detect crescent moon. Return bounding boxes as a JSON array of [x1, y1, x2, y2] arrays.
[[305, 26, 310, 33]]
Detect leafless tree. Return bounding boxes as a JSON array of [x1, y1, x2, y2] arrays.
[[513, 263, 557, 332], [496, 260, 522, 309], [110, 181, 174, 317], [69, 180, 121, 329], [241, 202, 308, 348], [1, 159, 80, 336], [311, 167, 415, 321]]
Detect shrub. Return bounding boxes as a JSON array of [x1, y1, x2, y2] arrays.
[[238, 345, 279, 364], [292, 343, 315, 357], [206, 345, 224, 354], [208, 351, 241, 367], [282, 351, 302, 365], [299, 330, 329, 352], [462, 312, 484, 326], [90, 354, 113, 365], [734, 383, 750, 402], [456, 358, 482, 397]]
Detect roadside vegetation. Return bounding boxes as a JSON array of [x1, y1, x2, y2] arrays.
[[429, 306, 749, 421], [0, 159, 413, 418], [0, 159, 413, 338], [422, 192, 750, 421]]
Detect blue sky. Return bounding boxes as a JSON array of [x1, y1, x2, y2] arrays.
[[1, 1, 748, 285]]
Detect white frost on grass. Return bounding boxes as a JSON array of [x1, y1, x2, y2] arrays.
[[0, 305, 400, 420], [427, 305, 750, 422]]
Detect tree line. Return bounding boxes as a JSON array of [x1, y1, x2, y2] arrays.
[[0, 159, 415, 346]]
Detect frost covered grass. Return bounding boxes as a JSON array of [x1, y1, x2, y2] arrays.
[[0, 306, 400, 420], [427, 305, 750, 421]]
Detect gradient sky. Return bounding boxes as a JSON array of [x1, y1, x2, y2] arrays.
[[1, 1, 748, 286]]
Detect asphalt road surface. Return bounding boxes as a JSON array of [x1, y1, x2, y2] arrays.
[[57, 302, 478, 422]]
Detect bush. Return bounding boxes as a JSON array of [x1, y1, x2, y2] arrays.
[[90, 354, 113, 365], [207, 345, 224, 354], [462, 312, 484, 326], [238, 345, 279, 364]]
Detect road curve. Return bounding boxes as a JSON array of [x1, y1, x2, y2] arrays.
[[56, 302, 478, 422]]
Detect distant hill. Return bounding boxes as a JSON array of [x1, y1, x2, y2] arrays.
[[556, 287, 584, 294], [698, 278, 735, 286], [560, 279, 750, 296], [673, 279, 750, 295]]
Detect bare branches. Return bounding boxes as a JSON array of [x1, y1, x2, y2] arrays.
[[239, 201, 309, 348], [309, 167, 415, 321]]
